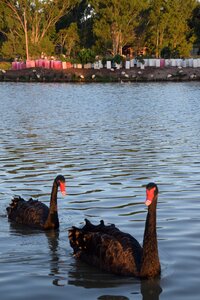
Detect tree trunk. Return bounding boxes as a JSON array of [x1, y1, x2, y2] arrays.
[[24, 10, 29, 61], [156, 27, 159, 58]]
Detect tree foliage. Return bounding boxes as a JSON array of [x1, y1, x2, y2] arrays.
[[164, 0, 196, 57], [143, 0, 197, 58], [89, 0, 148, 56], [189, 3, 200, 45], [78, 48, 95, 64], [0, 0, 79, 59], [0, 0, 200, 59], [57, 22, 79, 56]]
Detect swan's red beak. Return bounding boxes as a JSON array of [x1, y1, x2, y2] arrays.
[[60, 181, 66, 196], [145, 187, 155, 206]]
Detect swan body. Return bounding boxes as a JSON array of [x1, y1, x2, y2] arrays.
[[68, 183, 160, 278], [7, 175, 66, 230]]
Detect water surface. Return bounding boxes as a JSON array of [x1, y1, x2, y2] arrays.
[[0, 82, 200, 299]]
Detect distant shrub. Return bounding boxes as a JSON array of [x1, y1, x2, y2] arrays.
[[0, 62, 12, 70]]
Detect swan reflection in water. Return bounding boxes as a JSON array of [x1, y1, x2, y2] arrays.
[[98, 296, 129, 300], [97, 279, 162, 300], [65, 258, 162, 300], [9, 222, 60, 277]]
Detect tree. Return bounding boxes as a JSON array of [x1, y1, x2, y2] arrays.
[[165, 0, 196, 57], [190, 3, 200, 43], [144, 0, 169, 58], [145, 0, 197, 58], [78, 48, 95, 64], [1, 0, 79, 59], [57, 23, 79, 56], [56, 1, 95, 49], [89, 0, 148, 56]]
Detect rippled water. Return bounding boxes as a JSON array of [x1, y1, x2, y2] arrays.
[[0, 82, 200, 300]]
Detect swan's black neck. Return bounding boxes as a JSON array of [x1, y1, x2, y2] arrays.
[[140, 196, 160, 278], [44, 180, 59, 229]]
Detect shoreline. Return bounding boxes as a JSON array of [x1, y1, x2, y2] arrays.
[[1, 66, 200, 82]]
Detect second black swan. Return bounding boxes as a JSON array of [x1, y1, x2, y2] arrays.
[[7, 175, 66, 230], [68, 182, 160, 278]]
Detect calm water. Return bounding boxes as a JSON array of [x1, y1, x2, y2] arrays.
[[0, 82, 200, 300]]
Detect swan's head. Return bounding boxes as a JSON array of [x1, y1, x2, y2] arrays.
[[56, 175, 66, 196], [145, 182, 158, 206]]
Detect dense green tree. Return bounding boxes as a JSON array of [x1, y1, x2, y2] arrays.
[[56, 0, 95, 50], [189, 3, 200, 53], [145, 0, 197, 58], [0, 0, 200, 60], [0, 0, 79, 59], [78, 48, 95, 63], [165, 0, 196, 57], [89, 0, 148, 56], [144, 0, 169, 58], [57, 23, 80, 56]]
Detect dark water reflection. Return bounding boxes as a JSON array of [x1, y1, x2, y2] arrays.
[[1, 82, 200, 299]]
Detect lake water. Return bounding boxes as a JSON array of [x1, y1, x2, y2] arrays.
[[0, 81, 200, 300]]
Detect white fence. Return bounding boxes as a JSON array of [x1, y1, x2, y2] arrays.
[[12, 58, 200, 70]]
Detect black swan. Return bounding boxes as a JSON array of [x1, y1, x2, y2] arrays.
[[6, 175, 66, 230], [68, 182, 160, 278]]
